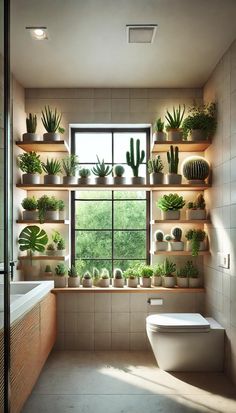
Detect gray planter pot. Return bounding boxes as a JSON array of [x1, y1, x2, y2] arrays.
[[127, 277, 138, 288], [43, 132, 61, 141], [189, 277, 201, 288], [186, 209, 207, 220], [113, 278, 124, 288], [131, 177, 145, 185], [68, 277, 80, 288], [22, 133, 41, 142], [78, 177, 90, 185], [113, 177, 126, 185], [46, 250, 57, 256], [162, 276, 176, 288], [154, 241, 168, 251], [151, 173, 164, 185], [95, 177, 109, 185], [54, 276, 67, 288], [170, 241, 184, 251], [22, 210, 38, 220], [141, 277, 152, 288], [152, 276, 162, 286], [44, 175, 61, 185], [63, 176, 78, 185], [167, 129, 183, 141], [45, 210, 59, 221], [165, 173, 182, 185], [99, 278, 110, 287], [82, 278, 93, 288], [22, 173, 40, 185], [189, 129, 207, 141], [161, 210, 180, 220], [177, 277, 189, 288], [153, 131, 166, 142], [186, 240, 206, 252]]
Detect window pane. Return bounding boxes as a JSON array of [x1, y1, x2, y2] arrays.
[[75, 201, 112, 229], [76, 230, 112, 258], [114, 191, 146, 200], [75, 191, 112, 200], [114, 132, 147, 164], [76, 259, 112, 274], [75, 132, 112, 163], [114, 200, 146, 229], [114, 230, 146, 259], [114, 259, 146, 272]]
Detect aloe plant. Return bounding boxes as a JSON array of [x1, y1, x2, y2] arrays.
[[148, 155, 164, 174], [62, 155, 80, 177], [165, 105, 185, 130], [153, 118, 164, 132], [42, 158, 62, 175], [92, 156, 112, 177], [41, 106, 65, 133]]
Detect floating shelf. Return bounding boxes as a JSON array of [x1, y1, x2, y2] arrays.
[[16, 183, 211, 191], [18, 255, 70, 261], [151, 251, 210, 256], [151, 219, 211, 224], [152, 140, 211, 153], [16, 140, 69, 153], [53, 287, 205, 293], [16, 220, 70, 224]]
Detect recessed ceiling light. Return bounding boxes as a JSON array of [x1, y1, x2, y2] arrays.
[[26, 26, 48, 40], [126, 24, 157, 44]]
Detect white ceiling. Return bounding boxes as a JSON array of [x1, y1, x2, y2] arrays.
[[11, 0, 236, 88]]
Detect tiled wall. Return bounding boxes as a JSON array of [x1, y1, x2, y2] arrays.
[[55, 291, 205, 351], [203, 39, 236, 383]]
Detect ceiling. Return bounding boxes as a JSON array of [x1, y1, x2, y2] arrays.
[[11, 0, 236, 88]]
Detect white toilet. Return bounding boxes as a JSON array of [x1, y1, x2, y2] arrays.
[[146, 313, 224, 371]]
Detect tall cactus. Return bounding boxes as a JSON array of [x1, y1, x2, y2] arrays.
[[171, 227, 182, 242], [126, 138, 145, 177], [167, 145, 179, 174], [26, 113, 37, 133]]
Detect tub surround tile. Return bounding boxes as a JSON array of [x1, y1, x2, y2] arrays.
[[111, 293, 130, 312], [112, 312, 130, 333], [95, 313, 111, 333], [94, 293, 111, 312]]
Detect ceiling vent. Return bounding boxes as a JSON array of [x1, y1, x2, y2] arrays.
[[126, 24, 157, 44]]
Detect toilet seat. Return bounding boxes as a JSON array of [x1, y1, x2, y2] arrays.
[[146, 313, 210, 333]]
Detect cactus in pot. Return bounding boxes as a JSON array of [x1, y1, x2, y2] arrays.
[[92, 267, 100, 286], [23, 113, 40, 142], [161, 258, 176, 288], [57, 237, 66, 256], [154, 230, 168, 252], [148, 155, 164, 185], [78, 167, 91, 184], [124, 267, 139, 288], [99, 268, 110, 287], [126, 138, 145, 184], [82, 271, 93, 288], [166, 145, 182, 184], [113, 165, 125, 185], [92, 155, 112, 184], [113, 268, 124, 288], [152, 264, 162, 286], [153, 117, 166, 142], [42, 264, 53, 279], [68, 265, 80, 288], [186, 193, 207, 220], [182, 157, 210, 184], [170, 227, 184, 251], [54, 263, 67, 288]]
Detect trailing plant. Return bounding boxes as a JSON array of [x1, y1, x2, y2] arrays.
[[161, 258, 176, 277], [57, 200, 65, 212], [79, 168, 91, 178], [62, 154, 80, 177], [55, 263, 67, 276], [185, 229, 206, 256], [148, 155, 164, 174], [37, 195, 59, 223], [167, 145, 179, 174], [183, 157, 210, 182], [153, 117, 164, 132], [113, 165, 125, 177], [68, 265, 78, 278], [92, 156, 112, 177], [126, 138, 145, 177], [42, 158, 62, 175], [165, 105, 185, 130], [155, 230, 164, 242], [21, 196, 37, 211], [101, 268, 110, 279], [157, 193, 185, 211], [182, 102, 216, 138], [152, 264, 163, 277], [113, 268, 123, 279], [18, 225, 48, 256], [187, 193, 206, 210], [26, 113, 37, 133], [41, 106, 65, 134], [57, 238, 65, 251], [83, 271, 92, 279], [171, 227, 182, 242], [18, 151, 42, 174], [139, 265, 153, 278]]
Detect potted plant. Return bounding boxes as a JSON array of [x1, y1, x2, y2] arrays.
[[54, 263, 67, 288], [92, 155, 112, 184], [185, 229, 207, 256], [18, 225, 48, 258], [153, 118, 166, 142], [46, 243, 57, 256], [165, 105, 185, 141], [57, 238, 66, 256], [124, 267, 138, 288], [92, 267, 100, 286], [157, 193, 185, 220], [42, 158, 62, 184], [58, 199, 65, 220], [185, 261, 201, 288], [38, 195, 59, 222], [42, 264, 53, 279], [113, 268, 124, 288], [62, 154, 80, 184], [99, 268, 110, 287], [41, 106, 65, 141], [182, 156, 210, 184], [78, 168, 91, 184], [176, 265, 189, 288], [166, 145, 182, 184], [186, 193, 206, 220], [21, 196, 38, 220], [18, 151, 42, 184], [182, 102, 216, 141], [154, 230, 168, 251], [170, 227, 184, 251], [22, 113, 40, 142], [152, 264, 162, 286], [82, 271, 93, 288], [126, 138, 145, 184], [68, 265, 80, 288], [148, 155, 164, 185], [161, 258, 176, 288], [113, 165, 125, 185], [139, 265, 153, 288]]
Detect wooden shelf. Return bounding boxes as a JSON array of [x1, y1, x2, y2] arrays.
[[18, 255, 70, 261], [152, 140, 211, 153], [16, 220, 69, 224], [52, 287, 205, 293], [16, 140, 69, 153], [151, 219, 211, 224], [16, 183, 211, 191], [151, 251, 210, 256]]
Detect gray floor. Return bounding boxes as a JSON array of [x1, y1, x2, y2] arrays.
[[22, 351, 236, 413]]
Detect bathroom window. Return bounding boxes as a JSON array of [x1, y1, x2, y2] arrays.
[[71, 128, 150, 273]]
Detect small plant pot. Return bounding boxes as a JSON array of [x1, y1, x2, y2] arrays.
[[189, 277, 201, 288], [78, 177, 91, 185], [95, 177, 109, 185], [153, 131, 166, 142], [161, 210, 180, 220], [167, 129, 183, 141], [186, 179, 206, 185], [43, 132, 61, 141], [189, 129, 207, 141], [45, 210, 59, 221], [186, 240, 206, 252], [99, 278, 110, 288], [42, 271, 53, 279], [46, 250, 57, 256], [127, 277, 138, 288], [177, 277, 189, 288], [93, 278, 100, 287], [22, 210, 38, 220], [113, 278, 124, 288], [170, 241, 184, 251], [131, 177, 145, 185], [59, 210, 65, 220], [165, 173, 182, 185], [82, 278, 93, 288], [141, 277, 152, 288], [162, 276, 176, 288], [186, 209, 207, 220], [151, 173, 164, 185], [57, 249, 66, 257], [113, 177, 126, 185], [63, 176, 77, 185], [154, 241, 168, 251], [22, 173, 40, 185], [22, 133, 41, 142], [68, 277, 80, 288], [44, 175, 61, 185], [152, 276, 162, 287], [54, 276, 67, 288]]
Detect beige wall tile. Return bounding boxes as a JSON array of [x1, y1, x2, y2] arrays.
[[130, 333, 148, 350], [77, 333, 94, 350], [93, 99, 111, 113], [76, 293, 94, 312], [77, 313, 94, 333], [111, 333, 129, 350], [130, 312, 146, 332], [94, 333, 111, 350], [112, 313, 130, 333], [130, 99, 148, 113], [64, 293, 77, 312], [130, 293, 147, 312], [111, 89, 130, 98], [111, 99, 129, 113], [130, 89, 147, 98], [94, 88, 111, 98], [64, 313, 77, 333], [95, 313, 111, 333], [111, 293, 130, 312], [94, 293, 111, 312]]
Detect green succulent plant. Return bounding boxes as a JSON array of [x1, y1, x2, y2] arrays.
[[55, 263, 67, 276], [177, 261, 199, 278], [26, 113, 37, 133], [47, 243, 56, 251], [57, 238, 65, 251], [68, 265, 78, 278], [171, 227, 182, 242], [44, 265, 52, 273], [160, 258, 176, 277], [165, 105, 185, 130], [187, 193, 206, 210], [57, 200, 65, 212], [153, 118, 164, 132], [157, 193, 185, 211], [42, 158, 62, 175], [183, 157, 210, 182], [21, 196, 38, 211], [41, 106, 65, 134], [139, 265, 153, 278], [62, 154, 80, 177], [79, 168, 91, 178], [152, 264, 163, 277], [185, 229, 206, 256], [148, 155, 164, 174], [123, 266, 139, 279], [92, 267, 100, 279], [37, 195, 59, 223], [18, 151, 42, 174], [101, 268, 110, 279], [83, 271, 92, 279], [92, 156, 112, 177], [182, 102, 216, 138]]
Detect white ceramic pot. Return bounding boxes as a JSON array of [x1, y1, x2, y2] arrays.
[[99, 278, 110, 287], [22, 133, 41, 142], [189, 129, 207, 141], [162, 276, 176, 288], [153, 131, 166, 142], [113, 177, 126, 185], [170, 241, 184, 251], [154, 241, 168, 251], [57, 249, 66, 257], [151, 173, 164, 185], [189, 277, 201, 288], [44, 175, 61, 185], [45, 210, 59, 221], [68, 277, 80, 288], [177, 277, 189, 288], [78, 177, 90, 185], [54, 276, 67, 288], [165, 173, 182, 185], [161, 210, 180, 220], [167, 129, 183, 141], [43, 132, 61, 141], [186, 240, 206, 252], [141, 277, 152, 288], [63, 176, 77, 185], [186, 209, 207, 220], [22, 173, 40, 184], [131, 177, 145, 185], [82, 278, 92, 288], [127, 277, 138, 288], [22, 210, 38, 220], [46, 250, 57, 256], [42, 272, 53, 280], [113, 278, 124, 288], [59, 210, 65, 220], [152, 276, 162, 287]]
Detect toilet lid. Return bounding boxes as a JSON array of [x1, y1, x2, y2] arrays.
[[146, 313, 210, 332]]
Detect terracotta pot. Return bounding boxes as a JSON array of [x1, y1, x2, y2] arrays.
[[186, 209, 206, 220], [161, 210, 180, 220], [44, 175, 61, 185], [43, 132, 61, 141], [165, 173, 182, 185], [22, 210, 38, 220], [22, 173, 40, 184], [162, 276, 176, 288], [68, 277, 80, 288], [152, 276, 162, 286], [141, 277, 152, 288], [127, 277, 138, 288], [177, 277, 188, 288]]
